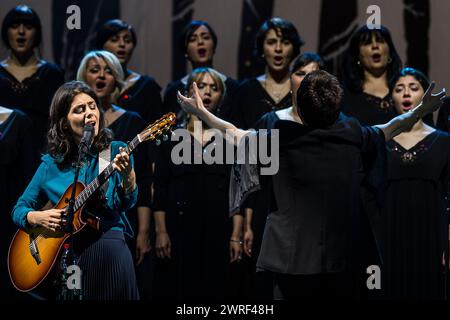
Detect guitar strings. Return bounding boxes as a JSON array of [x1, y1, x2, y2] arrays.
[[27, 114, 175, 252]]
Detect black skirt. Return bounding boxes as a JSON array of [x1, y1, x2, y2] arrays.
[[78, 229, 139, 300]]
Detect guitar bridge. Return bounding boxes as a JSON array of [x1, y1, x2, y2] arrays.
[[29, 233, 41, 265]]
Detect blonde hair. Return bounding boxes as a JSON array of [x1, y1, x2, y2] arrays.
[[76, 50, 124, 103], [184, 67, 226, 132], [186, 67, 226, 107]]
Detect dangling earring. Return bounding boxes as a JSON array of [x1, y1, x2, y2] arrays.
[[387, 57, 392, 63], [357, 60, 361, 66]]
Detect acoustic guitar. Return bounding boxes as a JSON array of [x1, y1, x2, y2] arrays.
[[8, 112, 176, 292]]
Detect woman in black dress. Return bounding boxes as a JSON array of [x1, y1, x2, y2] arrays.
[[96, 19, 163, 123], [0, 106, 33, 298], [76, 51, 146, 160], [341, 27, 404, 285], [77, 51, 153, 286], [233, 17, 304, 129], [153, 67, 235, 301], [423, 97, 450, 133], [12, 81, 139, 300], [163, 20, 238, 123], [0, 5, 65, 166], [382, 67, 450, 299], [342, 25, 402, 126]]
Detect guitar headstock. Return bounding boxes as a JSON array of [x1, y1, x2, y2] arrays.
[[138, 112, 177, 144]]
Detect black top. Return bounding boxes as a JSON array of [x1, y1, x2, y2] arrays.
[[108, 110, 152, 208], [382, 130, 450, 299], [0, 110, 34, 226], [241, 111, 280, 260], [255, 109, 281, 128], [342, 90, 397, 126], [0, 110, 34, 297], [117, 75, 163, 123], [153, 124, 233, 300], [0, 62, 64, 157], [424, 96, 450, 133], [233, 78, 291, 129], [163, 75, 239, 124], [257, 114, 385, 274]]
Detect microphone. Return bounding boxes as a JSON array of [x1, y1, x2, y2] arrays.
[[79, 124, 94, 152]]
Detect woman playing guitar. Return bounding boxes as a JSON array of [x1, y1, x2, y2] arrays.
[[11, 81, 139, 299]]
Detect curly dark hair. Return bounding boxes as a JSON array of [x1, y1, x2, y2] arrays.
[[290, 52, 326, 75], [342, 25, 402, 93], [297, 70, 343, 129], [254, 17, 304, 64], [47, 81, 113, 169]]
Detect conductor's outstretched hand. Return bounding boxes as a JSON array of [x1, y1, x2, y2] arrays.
[[414, 81, 446, 118], [177, 82, 207, 118]]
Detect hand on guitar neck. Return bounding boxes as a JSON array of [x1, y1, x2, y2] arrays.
[[113, 146, 136, 194]]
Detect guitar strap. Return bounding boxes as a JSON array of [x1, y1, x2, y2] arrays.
[[83, 145, 111, 231], [99, 145, 111, 192]]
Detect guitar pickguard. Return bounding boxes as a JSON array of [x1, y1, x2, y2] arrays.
[[29, 233, 42, 265]]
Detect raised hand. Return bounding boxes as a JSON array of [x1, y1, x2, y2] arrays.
[[177, 82, 206, 117], [413, 82, 446, 118], [377, 82, 447, 141]]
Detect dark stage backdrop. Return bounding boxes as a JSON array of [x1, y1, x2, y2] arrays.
[[0, 0, 448, 92]]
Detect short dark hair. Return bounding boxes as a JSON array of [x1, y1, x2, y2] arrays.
[[291, 52, 325, 75], [343, 25, 402, 92], [95, 19, 137, 49], [389, 67, 430, 93], [2, 5, 42, 49], [254, 17, 304, 63], [47, 81, 112, 169], [297, 70, 343, 129], [180, 20, 217, 53]]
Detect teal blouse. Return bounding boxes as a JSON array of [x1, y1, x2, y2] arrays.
[[12, 141, 138, 236]]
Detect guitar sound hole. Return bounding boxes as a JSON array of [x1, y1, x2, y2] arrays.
[[65, 198, 69, 204]]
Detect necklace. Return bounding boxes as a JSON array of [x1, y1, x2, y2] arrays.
[[263, 77, 290, 104]]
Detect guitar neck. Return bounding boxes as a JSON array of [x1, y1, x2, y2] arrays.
[[73, 135, 141, 211]]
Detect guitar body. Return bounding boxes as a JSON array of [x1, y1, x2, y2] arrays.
[[8, 182, 88, 292]]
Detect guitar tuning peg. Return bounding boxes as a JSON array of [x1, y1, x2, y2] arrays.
[[162, 134, 168, 141], [155, 139, 161, 146], [170, 130, 176, 136]]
